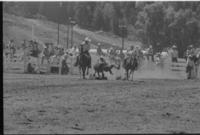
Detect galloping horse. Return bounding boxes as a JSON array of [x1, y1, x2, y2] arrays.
[[123, 55, 138, 80]]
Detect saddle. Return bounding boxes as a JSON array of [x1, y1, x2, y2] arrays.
[[75, 51, 91, 68], [124, 56, 138, 68]]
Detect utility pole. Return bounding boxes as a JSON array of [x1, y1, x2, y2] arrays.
[[70, 19, 76, 48], [57, 23, 60, 45], [67, 17, 71, 49], [57, 2, 62, 45], [32, 24, 34, 40], [119, 24, 127, 56]]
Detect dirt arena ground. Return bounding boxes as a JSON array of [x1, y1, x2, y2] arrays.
[[3, 72, 200, 134]]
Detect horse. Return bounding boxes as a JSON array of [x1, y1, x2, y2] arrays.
[[93, 63, 120, 79], [75, 52, 91, 79], [123, 56, 138, 80]]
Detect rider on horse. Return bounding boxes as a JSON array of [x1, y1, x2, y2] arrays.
[[75, 37, 92, 68], [124, 45, 139, 68], [125, 46, 134, 59]]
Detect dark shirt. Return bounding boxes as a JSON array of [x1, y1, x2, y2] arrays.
[[31, 49, 39, 57]]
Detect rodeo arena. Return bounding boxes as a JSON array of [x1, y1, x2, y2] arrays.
[[3, 32, 200, 134], [3, 2, 200, 134], [3, 37, 200, 80]]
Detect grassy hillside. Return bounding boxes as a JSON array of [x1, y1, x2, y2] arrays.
[[3, 13, 141, 49]]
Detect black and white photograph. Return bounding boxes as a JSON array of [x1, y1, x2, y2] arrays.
[[3, 0, 200, 134]]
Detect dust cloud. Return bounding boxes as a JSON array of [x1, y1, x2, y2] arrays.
[[106, 58, 186, 80]]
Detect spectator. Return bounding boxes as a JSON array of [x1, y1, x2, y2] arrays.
[[171, 45, 178, 63]]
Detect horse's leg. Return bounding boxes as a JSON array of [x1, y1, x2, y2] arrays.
[[86, 67, 89, 75], [97, 71, 100, 78], [102, 71, 105, 79], [109, 69, 113, 75], [82, 67, 86, 79], [188, 69, 191, 79], [79, 66, 82, 78], [126, 69, 129, 80], [129, 70, 131, 80], [131, 70, 134, 81], [93, 70, 96, 77]]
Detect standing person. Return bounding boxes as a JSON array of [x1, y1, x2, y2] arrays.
[[41, 43, 50, 64], [186, 45, 195, 58], [21, 40, 27, 50], [171, 45, 178, 63], [186, 55, 195, 79], [147, 45, 154, 62], [8, 40, 16, 61], [97, 43, 103, 56]]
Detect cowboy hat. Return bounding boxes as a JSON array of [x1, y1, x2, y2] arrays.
[[172, 45, 177, 48], [188, 55, 193, 58], [97, 43, 101, 46], [84, 37, 91, 42], [81, 41, 85, 45], [57, 44, 62, 48], [189, 45, 193, 48]]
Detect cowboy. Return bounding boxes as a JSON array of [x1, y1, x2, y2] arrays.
[[127, 46, 135, 55], [98, 55, 108, 68], [109, 47, 115, 56], [171, 45, 178, 63], [75, 37, 92, 67], [147, 45, 154, 62], [134, 46, 141, 58], [186, 45, 195, 58]]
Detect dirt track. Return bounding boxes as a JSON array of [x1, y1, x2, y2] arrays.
[[3, 73, 200, 134]]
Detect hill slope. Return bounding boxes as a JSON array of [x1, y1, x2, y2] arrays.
[[3, 13, 141, 49]]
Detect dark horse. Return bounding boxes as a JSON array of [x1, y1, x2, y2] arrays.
[[123, 56, 138, 80], [93, 63, 120, 79], [75, 49, 91, 79]]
